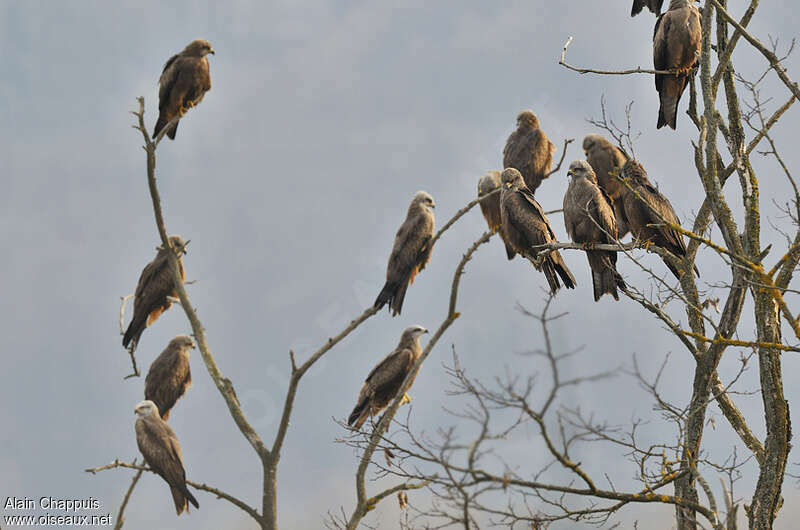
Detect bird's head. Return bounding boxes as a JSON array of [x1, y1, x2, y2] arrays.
[[185, 39, 215, 57], [402, 325, 429, 343], [411, 191, 436, 210], [582, 134, 605, 154], [621, 159, 648, 185], [516, 110, 539, 129], [501, 168, 524, 190], [163, 235, 189, 255], [567, 160, 597, 183], [477, 171, 501, 196], [134, 400, 159, 418], [169, 334, 196, 350]]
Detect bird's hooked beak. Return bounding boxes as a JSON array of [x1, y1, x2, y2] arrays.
[[171, 240, 190, 254], [566, 169, 573, 179], [504, 181, 512, 188], [208, 48, 215, 55]]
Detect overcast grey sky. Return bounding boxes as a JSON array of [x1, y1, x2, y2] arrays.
[[2, 1, 800, 528]]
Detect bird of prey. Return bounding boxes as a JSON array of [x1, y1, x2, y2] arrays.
[[583, 134, 630, 238], [620, 160, 697, 279], [503, 110, 556, 193], [153, 39, 214, 140], [348, 325, 428, 430], [123, 235, 188, 353], [478, 170, 517, 259], [500, 168, 576, 293], [654, 0, 701, 129], [563, 160, 626, 301], [374, 192, 435, 316], [477, 170, 502, 233], [632, 0, 664, 16], [134, 400, 199, 515], [145, 335, 195, 421]]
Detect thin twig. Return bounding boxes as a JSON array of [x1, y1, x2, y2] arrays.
[[114, 465, 143, 530], [559, 36, 682, 76], [544, 139, 575, 178]]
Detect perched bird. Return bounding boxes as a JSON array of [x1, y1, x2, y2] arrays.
[[503, 110, 556, 193], [631, 0, 664, 16], [477, 170, 502, 233], [145, 335, 195, 421], [500, 168, 576, 294], [348, 325, 428, 430], [563, 160, 626, 301], [653, 0, 701, 129], [134, 400, 199, 515], [374, 192, 436, 316], [153, 39, 214, 140], [478, 170, 517, 259], [123, 235, 188, 353], [620, 160, 697, 279], [583, 134, 630, 238]]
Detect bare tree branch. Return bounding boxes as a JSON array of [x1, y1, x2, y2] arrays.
[[113, 464, 142, 530], [86, 459, 262, 524], [559, 36, 685, 76]]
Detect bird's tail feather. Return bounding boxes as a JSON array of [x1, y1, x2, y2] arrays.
[[374, 282, 395, 311], [184, 487, 199, 510], [348, 399, 369, 429], [657, 94, 678, 130], [391, 282, 409, 315], [374, 279, 409, 316], [589, 252, 624, 301], [664, 259, 683, 280], [171, 487, 187, 515], [541, 260, 561, 294], [551, 251, 576, 290], [504, 241, 516, 260], [152, 114, 178, 140], [122, 316, 145, 351], [153, 114, 166, 139]]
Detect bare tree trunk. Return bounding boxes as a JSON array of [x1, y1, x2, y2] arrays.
[[749, 294, 790, 528]]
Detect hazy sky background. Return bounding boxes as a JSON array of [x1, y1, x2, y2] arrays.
[[2, 1, 799, 528]]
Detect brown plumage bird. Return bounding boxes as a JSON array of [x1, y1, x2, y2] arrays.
[[632, 0, 664, 16], [583, 134, 630, 238], [374, 192, 435, 316], [123, 235, 188, 353], [654, 0, 701, 129], [563, 160, 626, 301], [153, 39, 214, 140], [145, 335, 195, 421], [477, 170, 517, 259], [135, 400, 199, 515], [503, 110, 556, 193], [477, 171, 502, 233], [620, 160, 697, 279], [348, 325, 427, 430], [500, 168, 576, 294]]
